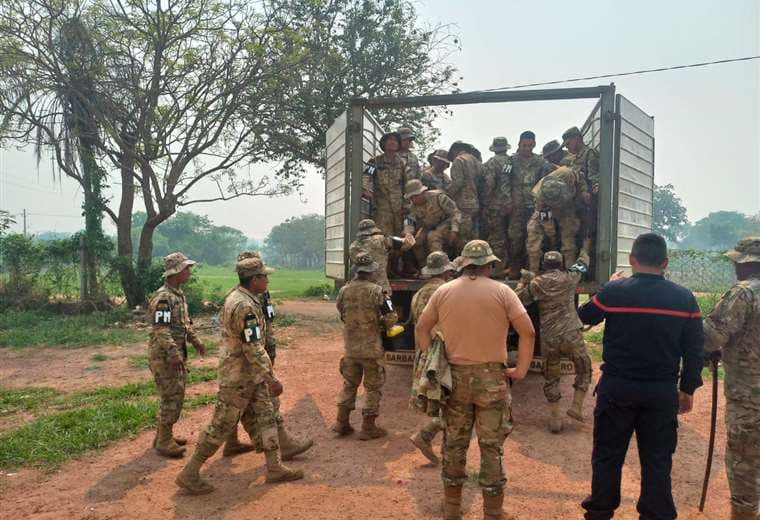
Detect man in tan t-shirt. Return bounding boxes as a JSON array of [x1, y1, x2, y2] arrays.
[[416, 240, 535, 520]]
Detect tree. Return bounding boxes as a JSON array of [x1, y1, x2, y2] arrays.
[[264, 214, 325, 269], [653, 184, 689, 244], [0, 210, 15, 236], [680, 211, 759, 251]]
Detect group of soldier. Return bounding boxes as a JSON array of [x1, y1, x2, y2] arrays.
[[365, 125, 599, 280]]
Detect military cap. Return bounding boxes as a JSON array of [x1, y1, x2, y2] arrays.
[[542, 250, 563, 265], [236, 257, 274, 277], [358, 219, 382, 237], [452, 256, 465, 273], [404, 179, 428, 199], [427, 149, 451, 166], [541, 176, 572, 206], [489, 136, 511, 153], [562, 126, 583, 144], [460, 240, 501, 267], [542, 139, 563, 158], [379, 131, 402, 152], [447, 141, 467, 162], [162, 252, 196, 278], [421, 251, 457, 277], [353, 252, 379, 273], [397, 127, 416, 140], [725, 237, 760, 264], [237, 250, 261, 261]]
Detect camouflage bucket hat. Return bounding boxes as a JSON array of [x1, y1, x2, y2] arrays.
[[562, 126, 583, 144], [358, 219, 382, 237], [163, 252, 196, 278], [725, 237, 760, 264], [236, 257, 275, 277], [460, 240, 500, 267], [541, 176, 572, 206], [542, 139, 563, 158], [489, 136, 511, 153], [542, 250, 563, 265], [421, 251, 457, 277], [404, 179, 428, 199], [353, 252, 379, 273], [397, 127, 416, 140], [427, 149, 451, 166], [237, 250, 261, 261], [379, 131, 402, 152]]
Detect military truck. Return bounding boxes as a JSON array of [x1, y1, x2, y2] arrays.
[[325, 84, 654, 370]]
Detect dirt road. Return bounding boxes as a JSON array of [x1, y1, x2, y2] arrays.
[[0, 300, 731, 519]]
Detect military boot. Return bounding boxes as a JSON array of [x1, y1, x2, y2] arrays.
[[566, 389, 587, 422], [358, 414, 387, 440], [264, 449, 304, 483], [410, 430, 439, 465], [548, 401, 563, 434], [731, 508, 760, 520], [278, 424, 314, 461], [483, 492, 514, 520], [331, 406, 354, 436], [155, 423, 186, 458], [222, 427, 256, 457], [173, 435, 188, 446], [443, 485, 463, 520], [175, 443, 216, 495]]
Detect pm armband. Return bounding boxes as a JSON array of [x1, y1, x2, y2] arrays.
[[263, 291, 275, 321], [539, 210, 553, 221], [154, 300, 172, 325], [242, 312, 262, 343]]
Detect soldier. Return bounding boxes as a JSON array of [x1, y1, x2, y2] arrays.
[[526, 156, 587, 274], [515, 248, 593, 433], [506, 131, 552, 279], [147, 252, 206, 458], [703, 237, 760, 520], [409, 251, 457, 465], [349, 219, 414, 295], [403, 179, 462, 267], [561, 126, 599, 199], [447, 141, 484, 252], [369, 131, 407, 237], [481, 137, 513, 277], [421, 149, 453, 191], [542, 139, 567, 167], [332, 252, 399, 440], [398, 126, 421, 179], [176, 256, 303, 495], [222, 251, 313, 460]]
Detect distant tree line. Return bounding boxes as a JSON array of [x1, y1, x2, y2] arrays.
[[263, 214, 325, 269]]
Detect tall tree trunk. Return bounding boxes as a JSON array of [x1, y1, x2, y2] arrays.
[[115, 138, 143, 307], [79, 144, 103, 300]]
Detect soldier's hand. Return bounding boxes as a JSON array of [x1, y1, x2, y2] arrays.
[[194, 342, 206, 357], [268, 379, 284, 397], [582, 192, 592, 206], [677, 391, 693, 415], [609, 270, 627, 282], [505, 367, 526, 381]]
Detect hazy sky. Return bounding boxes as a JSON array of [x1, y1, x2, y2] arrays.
[[1, 0, 758, 239]]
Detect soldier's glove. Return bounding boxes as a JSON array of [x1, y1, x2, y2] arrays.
[[268, 379, 284, 397], [568, 260, 589, 274], [401, 233, 416, 251]]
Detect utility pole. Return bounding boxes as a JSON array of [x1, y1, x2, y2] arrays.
[[22, 209, 27, 236]]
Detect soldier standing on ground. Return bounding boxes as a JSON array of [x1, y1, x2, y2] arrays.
[[349, 219, 408, 296], [703, 237, 760, 520], [515, 247, 593, 433], [447, 142, 484, 253], [370, 131, 408, 237], [481, 137, 513, 277], [176, 256, 303, 495], [403, 179, 462, 268], [332, 253, 400, 440], [416, 240, 535, 520], [398, 126, 421, 180], [409, 251, 457, 464], [422, 149, 453, 191], [148, 252, 206, 458]]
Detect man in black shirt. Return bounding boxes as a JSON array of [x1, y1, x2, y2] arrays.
[[577, 233, 704, 520]]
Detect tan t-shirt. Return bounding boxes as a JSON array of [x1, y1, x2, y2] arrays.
[[420, 275, 528, 365]]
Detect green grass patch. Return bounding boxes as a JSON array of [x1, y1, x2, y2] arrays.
[[0, 310, 140, 349], [187, 340, 219, 360], [187, 366, 217, 385], [274, 313, 296, 327], [185, 394, 216, 408], [702, 365, 726, 380], [696, 293, 722, 316], [195, 266, 329, 300], [0, 387, 59, 416], [91, 353, 109, 362], [129, 355, 150, 369], [583, 328, 604, 345]]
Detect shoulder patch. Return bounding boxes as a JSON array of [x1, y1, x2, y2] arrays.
[[153, 299, 172, 325]]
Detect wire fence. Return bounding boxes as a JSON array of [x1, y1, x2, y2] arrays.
[[665, 250, 735, 294]]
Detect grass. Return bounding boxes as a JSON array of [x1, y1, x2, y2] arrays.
[[0, 387, 59, 416], [195, 266, 329, 299], [91, 353, 109, 362]]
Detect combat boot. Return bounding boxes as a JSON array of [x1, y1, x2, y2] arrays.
[[331, 406, 354, 436], [566, 389, 587, 422], [175, 443, 216, 495], [264, 449, 304, 483], [222, 428, 256, 457], [483, 492, 514, 520], [155, 423, 186, 458], [410, 430, 439, 465], [443, 485, 463, 520], [278, 424, 314, 461], [731, 507, 760, 520], [548, 401, 563, 434], [358, 414, 387, 440]]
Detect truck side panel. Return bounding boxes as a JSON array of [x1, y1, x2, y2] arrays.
[[325, 111, 348, 280]]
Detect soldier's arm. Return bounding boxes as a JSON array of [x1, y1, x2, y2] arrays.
[[186, 324, 205, 355], [377, 288, 399, 330], [680, 294, 705, 395], [336, 286, 346, 322], [587, 148, 600, 188], [448, 159, 465, 198], [514, 276, 535, 305], [497, 159, 513, 214], [149, 294, 183, 365], [703, 286, 751, 353], [481, 161, 496, 206], [439, 193, 462, 233], [235, 302, 276, 383]]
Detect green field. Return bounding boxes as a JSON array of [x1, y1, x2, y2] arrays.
[[194, 266, 330, 300]]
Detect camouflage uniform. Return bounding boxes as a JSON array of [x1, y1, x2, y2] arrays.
[[526, 166, 586, 273], [507, 153, 551, 268], [482, 148, 513, 271], [400, 150, 421, 180], [448, 151, 483, 251], [350, 234, 393, 295], [370, 153, 407, 236], [404, 180, 462, 266], [561, 143, 600, 194], [421, 165, 452, 191], [704, 238, 760, 517]]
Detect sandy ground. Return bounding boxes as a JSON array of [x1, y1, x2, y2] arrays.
[[0, 300, 731, 519]]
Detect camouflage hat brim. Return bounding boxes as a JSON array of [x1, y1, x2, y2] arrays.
[[163, 259, 196, 278], [460, 254, 500, 268], [725, 249, 760, 264], [355, 261, 379, 273], [358, 226, 383, 237], [404, 186, 428, 199], [421, 262, 457, 276], [489, 144, 511, 152]]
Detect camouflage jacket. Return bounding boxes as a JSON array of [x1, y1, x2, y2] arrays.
[[253, 292, 277, 359], [448, 152, 483, 211], [561, 145, 599, 192], [704, 274, 760, 404], [420, 166, 452, 192], [531, 165, 587, 211], [510, 153, 551, 211], [482, 153, 512, 214], [400, 150, 421, 180], [218, 285, 275, 386], [148, 283, 202, 363], [411, 277, 446, 344], [349, 234, 392, 295], [337, 279, 398, 359], [515, 252, 589, 342], [405, 190, 462, 234], [371, 153, 407, 214]]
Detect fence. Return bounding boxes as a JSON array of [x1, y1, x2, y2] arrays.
[[665, 250, 735, 293]]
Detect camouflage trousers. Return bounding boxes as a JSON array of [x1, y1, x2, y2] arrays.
[[507, 207, 533, 266], [456, 209, 478, 254], [412, 222, 454, 267], [374, 204, 404, 237], [726, 398, 760, 513], [526, 208, 579, 273], [485, 209, 508, 271], [442, 363, 510, 496], [196, 381, 279, 455], [337, 356, 386, 416], [149, 354, 186, 426], [542, 329, 592, 403]]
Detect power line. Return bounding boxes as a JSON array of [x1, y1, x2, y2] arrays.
[[478, 55, 760, 92]]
